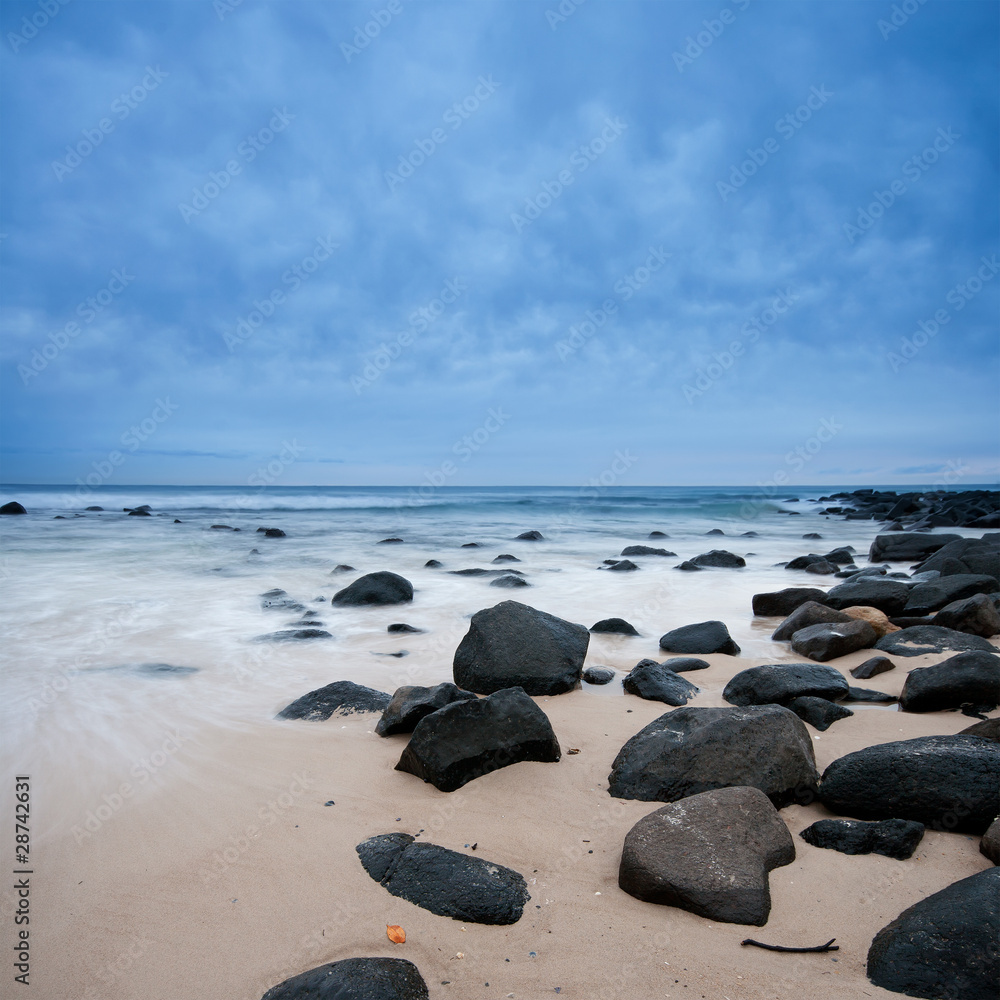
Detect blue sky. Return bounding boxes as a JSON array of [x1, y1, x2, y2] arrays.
[[1, 0, 997, 487]]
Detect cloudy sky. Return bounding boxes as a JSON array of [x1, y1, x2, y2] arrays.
[[1, 0, 997, 487]]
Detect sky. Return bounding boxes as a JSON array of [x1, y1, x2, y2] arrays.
[[0, 0, 998, 488]]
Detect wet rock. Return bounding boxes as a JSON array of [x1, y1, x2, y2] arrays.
[[396, 686, 560, 792], [277, 680, 391, 721], [803, 533, 822, 539], [332, 564, 355, 572], [790, 620, 878, 662], [786, 696, 853, 731], [423, 559, 442, 568], [583, 666, 616, 685], [933, 593, 1000, 637], [869, 532, 963, 563], [608, 705, 819, 808], [850, 656, 896, 680], [492, 554, 520, 563], [85, 505, 104, 511], [516, 530, 543, 540], [800, 818, 924, 860], [260, 957, 429, 1000], [824, 578, 910, 616], [128, 508, 152, 516], [752, 588, 831, 617], [823, 546, 856, 565], [490, 573, 530, 588], [618, 785, 795, 926], [257, 527, 286, 537], [210, 523, 235, 529], [723, 663, 849, 707], [607, 559, 638, 572], [818, 735, 1000, 833], [675, 560, 702, 571], [771, 602, 851, 641], [874, 625, 998, 657], [913, 535, 1000, 578], [332, 571, 413, 607], [662, 657, 710, 672], [804, 560, 837, 574], [621, 545, 675, 556], [356, 833, 529, 924], [840, 606, 898, 639], [903, 574, 1000, 615], [867, 868, 999, 1000], [375, 683, 478, 737], [690, 549, 746, 568], [961, 717, 1000, 742], [388, 622, 423, 633], [255, 629, 333, 642], [843, 686, 897, 703], [461, 542, 480, 548], [649, 530, 669, 538], [623, 661, 699, 706], [260, 589, 306, 612], [981, 817, 1000, 863], [378, 537, 404, 544], [705, 528, 725, 535], [0, 502, 27, 514], [453, 600, 589, 696], [659, 620, 740, 656], [898, 651, 1000, 713], [590, 617, 639, 635]]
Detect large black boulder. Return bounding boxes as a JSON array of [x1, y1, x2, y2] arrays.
[[933, 593, 1000, 637], [622, 660, 699, 706], [800, 818, 924, 860], [786, 696, 853, 731], [824, 577, 910, 616], [819, 735, 1000, 833], [608, 705, 819, 808], [723, 663, 849, 707], [395, 686, 560, 792], [516, 530, 543, 540], [869, 532, 962, 563], [332, 571, 414, 607], [0, 501, 27, 514], [490, 573, 530, 588], [277, 680, 391, 721], [771, 601, 852, 641], [375, 683, 477, 736], [874, 625, 998, 657], [690, 549, 746, 568], [453, 600, 589, 696], [866, 868, 999, 1000], [658, 620, 740, 656], [752, 588, 830, 616], [590, 617, 640, 635], [356, 833, 529, 924], [790, 620, 878, 662], [914, 535, 1000, 578], [260, 957, 429, 1000], [621, 545, 675, 556], [903, 574, 1000, 615], [898, 651, 1000, 713]]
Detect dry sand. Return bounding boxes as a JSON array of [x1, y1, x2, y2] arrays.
[[26, 639, 999, 1000]]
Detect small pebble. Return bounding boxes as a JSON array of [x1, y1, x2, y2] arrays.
[[324, 800, 335, 806]]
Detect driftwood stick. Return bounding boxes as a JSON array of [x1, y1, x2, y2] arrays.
[[741, 938, 839, 953]]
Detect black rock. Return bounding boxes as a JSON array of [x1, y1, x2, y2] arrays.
[[932, 593, 1000, 637], [675, 560, 702, 571], [257, 527, 286, 537], [803, 533, 823, 539], [786, 553, 828, 570], [786, 696, 854, 731], [85, 505, 104, 511], [824, 577, 910, 616], [705, 528, 725, 535], [583, 666, 616, 685], [723, 663, 849, 707], [961, 717, 1000, 742], [388, 623, 423, 633], [424, 559, 442, 568], [800, 818, 925, 860], [623, 661, 699, 706], [742, 531, 759, 537], [662, 657, 710, 672], [771, 601, 852, 641], [356, 833, 529, 924], [377, 537, 404, 544], [490, 573, 530, 588], [621, 545, 675, 556], [914, 535, 1000, 578], [874, 625, 998, 657], [690, 549, 746, 568], [260, 957, 429, 1000], [590, 617, 639, 635], [608, 704, 819, 808], [982, 818, 1000, 863], [752, 588, 830, 616], [461, 542, 480, 548], [277, 680, 391, 721], [823, 547, 856, 565], [516, 530, 543, 540], [128, 508, 152, 516], [286, 619, 324, 627], [453, 600, 589, 696], [260, 589, 306, 612], [375, 683, 478, 736], [606, 559, 638, 572], [903, 574, 1000, 615], [818, 735, 1000, 833], [255, 629, 333, 642], [210, 523, 234, 529], [395, 686, 560, 792], [332, 571, 414, 607], [332, 564, 355, 572], [867, 868, 999, 1000], [803, 560, 837, 575], [851, 656, 896, 679], [790, 620, 878, 662], [869, 532, 963, 563], [843, 686, 898, 703], [649, 530, 669, 538], [492, 554, 520, 563], [659, 620, 740, 656], [618, 786, 795, 926], [898, 651, 1000, 713]]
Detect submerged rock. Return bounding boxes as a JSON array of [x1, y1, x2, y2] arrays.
[[752, 588, 830, 617], [277, 680, 391, 721], [690, 549, 746, 568], [621, 545, 675, 556], [490, 573, 530, 588], [590, 617, 640, 635], [388, 623, 423, 633], [800, 818, 925, 860], [332, 571, 413, 607], [0, 501, 27, 514], [516, 530, 543, 540], [255, 628, 333, 642]]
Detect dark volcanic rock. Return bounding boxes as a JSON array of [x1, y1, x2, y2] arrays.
[[128, 508, 152, 516], [662, 657, 710, 672], [818, 735, 1000, 833], [982, 818, 1000, 863], [659, 620, 740, 656], [375, 683, 478, 737], [590, 617, 640, 635], [356, 833, 529, 924], [898, 651, 1000, 713], [255, 628, 332, 642], [86, 505, 104, 511], [516, 530, 543, 540], [453, 600, 589, 696], [607, 559, 638, 572], [332, 571, 413, 607], [914, 535, 1000, 579], [843, 686, 898, 703], [803, 560, 837, 575], [257, 527, 286, 537], [395, 686, 560, 792], [933, 593, 1000, 637], [277, 680, 391, 721], [377, 537, 403, 544], [824, 578, 910, 616], [461, 542, 480, 548], [621, 545, 675, 556], [875, 625, 997, 657], [790, 620, 878, 662], [706, 528, 725, 535], [388, 623, 423, 633], [490, 573, 530, 588], [675, 560, 702, 571], [866, 868, 999, 1000], [690, 549, 746, 568], [869, 532, 962, 563], [333, 564, 355, 572], [623, 661, 699, 706], [752, 588, 830, 617], [492, 554, 520, 563], [424, 559, 442, 568], [649, 530, 669, 538], [851, 656, 896, 679], [260, 957, 429, 1000], [786, 553, 827, 570], [723, 663, 849, 707], [608, 705, 819, 807], [771, 602, 852, 641], [260, 589, 306, 612], [0, 501, 27, 514], [903, 574, 1000, 615], [961, 717, 1000, 742], [800, 818, 924, 860], [618, 786, 794, 926], [583, 666, 616, 685], [786, 696, 854, 731]]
